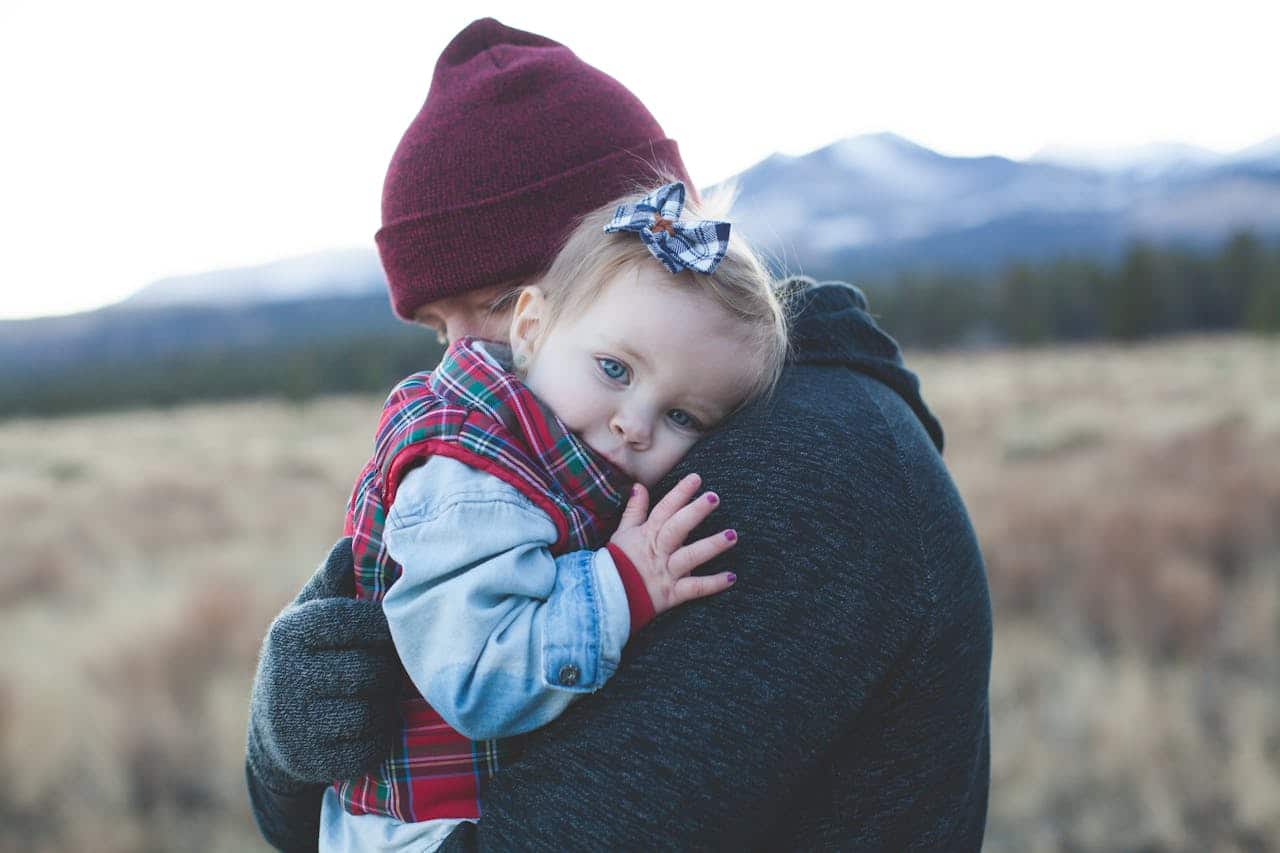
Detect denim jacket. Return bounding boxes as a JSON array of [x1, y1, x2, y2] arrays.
[[382, 454, 632, 735]]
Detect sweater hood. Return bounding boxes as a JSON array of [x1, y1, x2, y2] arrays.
[[786, 278, 944, 453]]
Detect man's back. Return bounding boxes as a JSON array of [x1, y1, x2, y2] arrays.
[[440, 281, 992, 850], [763, 363, 991, 849]]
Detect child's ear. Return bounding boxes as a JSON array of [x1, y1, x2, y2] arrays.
[[509, 286, 546, 368]]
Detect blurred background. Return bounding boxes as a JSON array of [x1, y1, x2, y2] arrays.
[[1, 1, 1277, 850]]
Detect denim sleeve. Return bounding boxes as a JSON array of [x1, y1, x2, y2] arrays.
[[381, 456, 632, 741]]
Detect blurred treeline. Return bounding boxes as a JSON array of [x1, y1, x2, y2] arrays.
[[0, 299, 445, 420], [3, 232, 1277, 420], [861, 231, 1280, 348], [2, 332, 443, 417]]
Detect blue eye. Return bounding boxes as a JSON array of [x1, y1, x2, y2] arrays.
[[667, 409, 703, 432], [597, 357, 629, 383]]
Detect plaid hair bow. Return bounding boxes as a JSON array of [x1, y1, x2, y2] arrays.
[[603, 182, 731, 274]]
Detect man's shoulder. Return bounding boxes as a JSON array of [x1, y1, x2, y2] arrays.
[[685, 357, 980, 601], [749, 359, 940, 475], [690, 367, 936, 508]]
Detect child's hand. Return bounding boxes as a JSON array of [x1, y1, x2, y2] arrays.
[[609, 473, 738, 615]]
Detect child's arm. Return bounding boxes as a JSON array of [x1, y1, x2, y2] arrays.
[[382, 456, 732, 741]]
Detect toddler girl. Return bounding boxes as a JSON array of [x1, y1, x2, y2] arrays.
[[320, 181, 789, 851]]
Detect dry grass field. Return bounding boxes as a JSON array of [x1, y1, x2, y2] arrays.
[[1, 334, 1277, 852]]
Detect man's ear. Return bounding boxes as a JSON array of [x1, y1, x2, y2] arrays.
[[509, 286, 546, 369]]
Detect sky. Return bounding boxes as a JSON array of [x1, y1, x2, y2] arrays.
[[1, 0, 1277, 320]]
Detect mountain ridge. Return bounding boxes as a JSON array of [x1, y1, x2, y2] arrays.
[[92, 131, 1280, 313], [3, 132, 1276, 415]]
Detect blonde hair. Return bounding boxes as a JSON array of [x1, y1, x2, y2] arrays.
[[533, 182, 790, 410]]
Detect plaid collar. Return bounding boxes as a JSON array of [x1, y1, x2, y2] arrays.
[[429, 336, 631, 528]]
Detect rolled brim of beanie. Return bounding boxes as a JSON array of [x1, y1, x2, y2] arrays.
[[377, 139, 688, 321]]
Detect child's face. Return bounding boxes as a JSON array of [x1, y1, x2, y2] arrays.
[[512, 264, 759, 487]]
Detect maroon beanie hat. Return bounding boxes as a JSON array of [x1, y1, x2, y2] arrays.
[[377, 17, 693, 320]]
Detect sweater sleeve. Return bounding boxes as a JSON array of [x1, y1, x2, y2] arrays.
[[380, 455, 634, 740], [245, 764, 324, 853]]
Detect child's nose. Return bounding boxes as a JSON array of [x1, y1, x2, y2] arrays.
[[611, 410, 652, 450]]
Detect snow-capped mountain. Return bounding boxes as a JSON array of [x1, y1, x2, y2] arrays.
[[725, 132, 1280, 277], [1029, 141, 1223, 176], [122, 248, 386, 308], [106, 132, 1280, 309]]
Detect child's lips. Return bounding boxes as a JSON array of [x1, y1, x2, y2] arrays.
[[602, 450, 632, 477]]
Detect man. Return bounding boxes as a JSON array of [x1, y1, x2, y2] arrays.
[[246, 18, 991, 851]]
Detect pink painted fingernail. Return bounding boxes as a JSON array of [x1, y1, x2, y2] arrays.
[[724, 529, 737, 541], [727, 573, 737, 583], [706, 492, 719, 505], [631, 484, 639, 496]]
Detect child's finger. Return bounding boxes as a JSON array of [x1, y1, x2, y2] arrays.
[[616, 483, 649, 531], [668, 528, 738, 576], [655, 489, 720, 555], [646, 473, 702, 528], [672, 571, 737, 606]]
